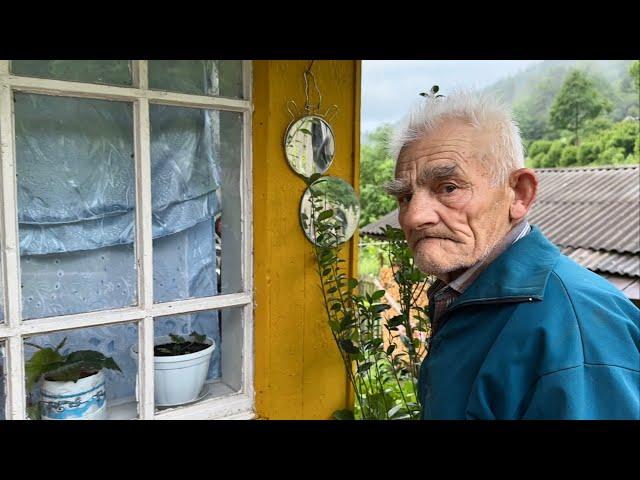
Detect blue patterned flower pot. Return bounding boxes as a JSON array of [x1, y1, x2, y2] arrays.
[[41, 370, 107, 420]]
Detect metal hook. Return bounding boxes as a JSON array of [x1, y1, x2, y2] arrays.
[[286, 100, 300, 120], [303, 61, 322, 113], [324, 105, 339, 123]]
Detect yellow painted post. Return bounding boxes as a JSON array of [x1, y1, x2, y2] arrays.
[[347, 60, 362, 413], [253, 60, 361, 419]]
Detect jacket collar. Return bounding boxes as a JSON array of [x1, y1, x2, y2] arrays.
[[447, 225, 561, 311]]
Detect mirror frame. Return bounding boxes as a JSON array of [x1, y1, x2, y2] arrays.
[[283, 114, 336, 177], [299, 176, 360, 246]]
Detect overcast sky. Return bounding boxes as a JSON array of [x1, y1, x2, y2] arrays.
[[361, 60, 543, 135]]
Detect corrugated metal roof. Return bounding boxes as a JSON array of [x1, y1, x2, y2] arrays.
[[360, 166, 640, 296], [529, 166, 640, 254], [361, 209, 400, 238], [560, 247, 639, 277], [601, 274, 640, 301]]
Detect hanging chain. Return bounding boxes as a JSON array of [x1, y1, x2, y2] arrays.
[[303, 60, 322, 114], [286, 60, 338, 121]]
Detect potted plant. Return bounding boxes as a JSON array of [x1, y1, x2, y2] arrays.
[[130, 331, 215, 407], [25, 338, 122, 420]]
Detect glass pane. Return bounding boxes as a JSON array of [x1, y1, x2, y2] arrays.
[[0, 101, 4, 323], [0, 342, 5, 419], [152, 307, 244, 413], [15, 93, 137, 320], [24, 322, 140, 420], [148, 60, 243, 98], [150, 106, 243, 303], [11, 60, 132, 86], [0, 238, 3, 323]]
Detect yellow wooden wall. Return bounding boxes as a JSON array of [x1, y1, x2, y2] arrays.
[[252, 60, 361, 419]]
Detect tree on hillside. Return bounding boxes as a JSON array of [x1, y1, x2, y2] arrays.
[[513, 77, 560, 144], [359, 124, 397, 228], [617, 60, 640, 119], [630, 60, 640, 93], [549, 69, 612, 146]]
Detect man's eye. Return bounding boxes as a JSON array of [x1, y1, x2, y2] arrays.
[[398, 194, 412, 205], [441, 184, 457, 194]]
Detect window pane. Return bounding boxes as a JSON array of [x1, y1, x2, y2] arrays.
[[15, 93, 137, 320], [0, 102, 4, 323], [148, 60, 243, 98], [0, 238, 3, 323], [150, 106, 243, 303], [0, 342, 5, 419], [11, 60, 132, 86], [24, 322, 140, 420], [152, 307, 244, 413]]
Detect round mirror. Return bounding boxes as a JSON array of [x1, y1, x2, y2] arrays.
[[284, 115, 335, 177], [300, 176, 360, 246]]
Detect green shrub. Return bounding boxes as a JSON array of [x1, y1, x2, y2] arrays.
[[543, 140, 565, 167], [577, 141, 601, 165], [599, 146, 627, 165], [526, 119, 639, 167], [602, 119, 638, 155], [582, 117, 614, 137], [559, 145, 578, 167], [528, 139, 553, 158]]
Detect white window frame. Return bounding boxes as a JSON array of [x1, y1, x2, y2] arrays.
[[0, 60, 254, 420]]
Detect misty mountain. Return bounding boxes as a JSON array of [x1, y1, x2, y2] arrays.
[[484, 60, 638, 134]]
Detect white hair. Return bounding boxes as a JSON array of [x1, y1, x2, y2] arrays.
[[389, 89, 525, 186]]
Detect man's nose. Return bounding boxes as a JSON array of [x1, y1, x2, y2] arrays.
[[399, 192, 440, 232]]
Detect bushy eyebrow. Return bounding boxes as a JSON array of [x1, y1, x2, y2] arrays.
[[417, 164, 458, 186], [383, 164, 460, 197], [383, 178, 412, 197]]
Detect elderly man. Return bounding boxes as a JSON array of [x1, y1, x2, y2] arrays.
[[384, 90, 640, 420]]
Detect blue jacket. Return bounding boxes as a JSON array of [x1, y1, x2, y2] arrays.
[[418, 226, 640, 419]]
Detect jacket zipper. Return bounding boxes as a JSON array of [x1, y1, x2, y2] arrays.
[[428, 295, 543, 354]]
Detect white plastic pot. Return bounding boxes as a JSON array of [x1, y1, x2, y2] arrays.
[[131, 336, 215, 407], [40, 370, 107, 420]]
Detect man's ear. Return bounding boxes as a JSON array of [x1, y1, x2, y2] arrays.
[[509, 168, 538, 222]]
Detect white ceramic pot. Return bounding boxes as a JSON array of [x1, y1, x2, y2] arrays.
[[40, 370, 107, 420], [131, 336, 215, 407]]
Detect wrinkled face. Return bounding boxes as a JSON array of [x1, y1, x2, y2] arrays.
[[391, 120, 513, 280]]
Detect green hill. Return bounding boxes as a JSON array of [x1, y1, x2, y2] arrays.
[[484, 60, 639, 143]]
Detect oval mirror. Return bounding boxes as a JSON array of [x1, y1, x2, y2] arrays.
[[284, 115, 335, 177], [299, 176, 360, 246]]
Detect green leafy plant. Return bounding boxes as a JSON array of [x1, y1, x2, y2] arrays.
[[25, 338, 122, 419], [303, 174, 432, 420], [381, 226, 433, 381], [25, 338, 122, 392], [154, 331, 209, 356]]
